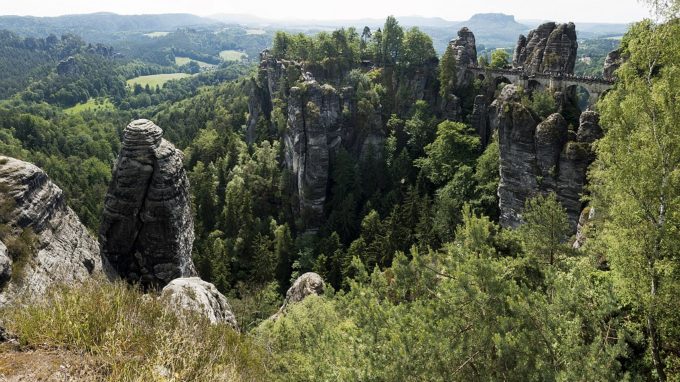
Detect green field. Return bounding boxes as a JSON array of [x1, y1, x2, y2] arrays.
[[219, 50, 247, 61], [64, 98, 115, 114], [126, 73, 191, 88], [144, 31, 170, 38], [174, 56, 216, 68]]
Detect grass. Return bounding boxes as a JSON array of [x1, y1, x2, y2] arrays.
[[144, 32, 170, 38], [1, 280, 268, 381], [126, 73, 191, 88], [174, 56, 216, 68], [219, 50, 247, 62], [64, 98, 115, 114]]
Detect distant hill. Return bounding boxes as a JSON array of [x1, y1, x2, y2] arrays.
[[0, 13, 222, 42]]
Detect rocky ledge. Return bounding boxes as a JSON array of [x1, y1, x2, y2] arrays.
[[0, 156, 110, 307], [99, 119, 196, 288]]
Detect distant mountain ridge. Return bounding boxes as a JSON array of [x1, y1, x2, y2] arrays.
[[0, 12, 628, 54], [0, 12, 221, 40]]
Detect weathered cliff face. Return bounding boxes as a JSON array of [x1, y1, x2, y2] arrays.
[[0, 156, 110, 307], [603, 48, 623, 80], [161, 277, 238, 329], [99, 119, 196, 288], [450, 27, 478, 88], [252, 53, 389, 231], [491, 86, 600, 230], [471, 95, 490, 146], [512, 22, 578, 74], [286, 81, 336, 229]]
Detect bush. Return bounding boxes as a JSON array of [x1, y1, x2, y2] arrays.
[[527, 89, 557, 120], [2, 280, 268, 381]]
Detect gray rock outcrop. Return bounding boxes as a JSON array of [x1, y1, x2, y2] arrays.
[[512, 22, 578, 74], [603, 48, 623, 80], [160, 277, 238, 329], [286, 82, 336, 230], [99, 119, 196, 288], [449, 27, 478, 88], [56, 56, 80, 76], [272, 272, 325, 320], [0, 156, 109, 307], [471, 95, 490, 146], [0, 241, 10, 288], [491, 86, 601, 231]]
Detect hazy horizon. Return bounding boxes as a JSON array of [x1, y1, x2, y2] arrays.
[[1, 0, 652, 24]]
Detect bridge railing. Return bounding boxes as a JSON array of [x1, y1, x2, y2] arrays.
[[467, 65, 614, 85]]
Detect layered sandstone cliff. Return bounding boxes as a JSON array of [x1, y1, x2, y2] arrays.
[[490, 86, 601, 230], [512, 22, 578, 74], [99, 119, 196, 288], [0, 156, 110, 307]]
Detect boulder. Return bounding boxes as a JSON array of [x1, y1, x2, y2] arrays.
[[0, 156, 110, 307], [99, 119, 196, 288], [161, 277, 238, 329], [272, 272, 325, 319]]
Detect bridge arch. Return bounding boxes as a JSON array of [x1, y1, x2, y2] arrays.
[[566, 84, 591, 112], [528, 79, 545, 93], [494, 75, 512, 89]]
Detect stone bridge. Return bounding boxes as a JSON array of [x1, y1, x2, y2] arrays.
[[468, 66, 614, 106]]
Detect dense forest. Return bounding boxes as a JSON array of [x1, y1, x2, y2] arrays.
[[1, 2, 679, 380]]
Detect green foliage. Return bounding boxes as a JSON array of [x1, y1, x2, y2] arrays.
[[490, 49, 510, 69], [439, 44, 457, 98], [591, 18, 680, 380], [526, 89, 557, 120], [519, 193, 571, 266], [258, 207, 630, 381], [416, 120, 480, 186]]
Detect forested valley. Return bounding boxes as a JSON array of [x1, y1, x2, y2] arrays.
[[0, 2, 679, 381]]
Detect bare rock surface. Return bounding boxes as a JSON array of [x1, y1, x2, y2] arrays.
[[513, 22, 578, 74], [99, 119, 196, 288], [160, 277, 238, 329], [0, 156, 109, 307], [271, 272, 325, 320], [490, 87, 600, 231]]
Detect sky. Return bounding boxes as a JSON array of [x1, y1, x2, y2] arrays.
[[0, 0, 652, 23]]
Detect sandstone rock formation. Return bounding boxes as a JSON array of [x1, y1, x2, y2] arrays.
[[0, 156, 109, 307], [0, 241, 10, 288], [573, 206, 595, 249], [285, 80, 339, 230], [160, 277, 238, 329], [603, 48, 623, 80], [471, 95, 490, 146], [449, 27, 478, 88], [56, 56, 80, 76], [272, 272, 325, 320], [99, 119, 196, 288], [490, 86, 601, 230], [512, 22, 578, 74]]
